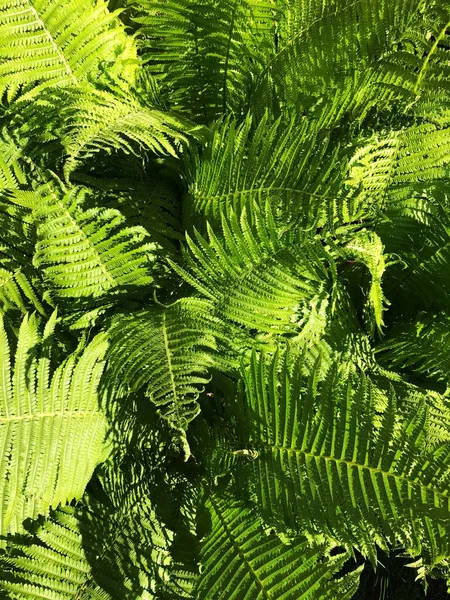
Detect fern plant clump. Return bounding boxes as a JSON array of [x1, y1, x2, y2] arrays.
[[1, 0, 450, 597]]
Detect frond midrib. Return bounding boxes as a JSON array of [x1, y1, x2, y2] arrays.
[[208, 493, 272, 600]]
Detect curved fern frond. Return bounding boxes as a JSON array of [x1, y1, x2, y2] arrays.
[[0, 312, 109, 535], [340, 229, 389, 334], [105, 298, 218, 449], [346, 125, 450, 213], [255, 0, 426, 121], [0, 488, 174, 599], [0, 0, 137, 102], [172, 202, 330, 334], [27, 183, 158, 305], [197, 489, 362, 600], [242, 349, 450, 564], [58, 83, 204, 179]]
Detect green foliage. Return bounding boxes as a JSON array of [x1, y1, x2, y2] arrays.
[[0, 311, 108, 536], [1, 0, 450, 598]]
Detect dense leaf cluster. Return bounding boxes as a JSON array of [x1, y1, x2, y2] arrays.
[[0, 0, 450, 597]]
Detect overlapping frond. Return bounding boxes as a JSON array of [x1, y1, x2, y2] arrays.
[[0, 311, 108, 535], [172, 202, 330, 334], [255, 0, 426, 121], [22, 183, 158, 305], [105, 298, 218, 444], [0, 0, 137, 102], [377, 312, 450, 385], [58, 83, 204, 179], [242, 349, 450, 564], [0, 491, 173, 599], [184, 113, 346, 226], [130, 0, 280, 121], [346, 125, 450, 210], [0, 193, 48, 316], [197, 489, 362, 599]]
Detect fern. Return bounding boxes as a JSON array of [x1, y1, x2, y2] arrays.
[[105, 298, 219, 449], [0, 0, 137, 102], [2, 0, 450, 596], [197, 489, 362, 599], [0, 311, 108, 536], [172, 202, 330, 334], [25, 183, 158, 305], [241, 349, 450, 564]]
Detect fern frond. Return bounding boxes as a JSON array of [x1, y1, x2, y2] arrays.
[[184, 113, 347, 226], [242, 349, 450, 563], [0, 0, 137, 102], [58, 83, 204, 179], [197, 489, 362, 599], [340, 229, 389, 334], [346, 125, 450, 212], [105, 298, 218, 447], [0, 312, 109, 535], [255, 0, 426, 120], [26, 183, 158, 305], [0, 494, 173, 599], [0, 267, 47, 316], [0, 130, 28, 190], [172, 202, 330, 334], [130, 0, 280, 121], [376, 312, 450, 384]]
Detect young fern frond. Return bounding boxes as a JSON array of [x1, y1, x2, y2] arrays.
[[241, 349, 450, 564], [0, 312, 109, 536], [197, 489, 362, 600]]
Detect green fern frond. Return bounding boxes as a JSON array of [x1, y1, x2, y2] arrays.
[[0, 507, 111, 599], [346, 125, 450, 212], [197, 489, 362, 599], [105, 298, 218, 448], [0, 130, 28, 190], [340, 229, 389, 334], [0, 0, 137, 102], [26, 183, 158, 305], [376, 312, 450, 384], [242, 349, 450, 564], [58, 83, 204, 179], [172, 202, 330, 334], [184, 113, 346, 226], [0, 492, 173, 599], [0, 311, 109, 535], [0, 267, 47, 316], [130, 0, 280, 121], [255, 0, 426, 119]]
